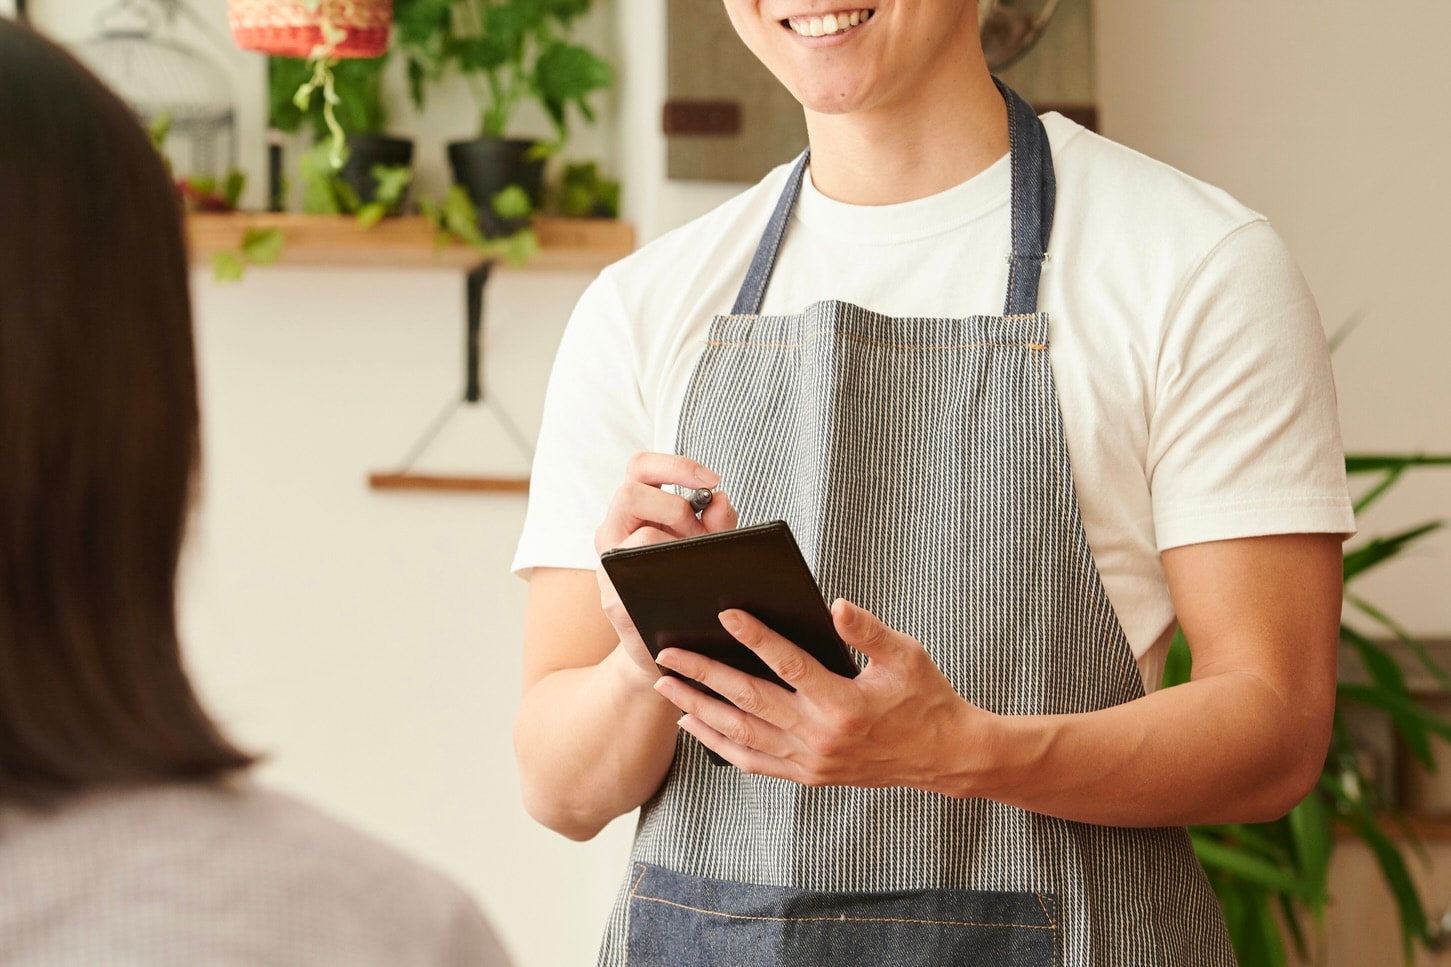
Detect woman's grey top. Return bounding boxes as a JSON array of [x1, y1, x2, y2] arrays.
[[0, 780, 512, 966]]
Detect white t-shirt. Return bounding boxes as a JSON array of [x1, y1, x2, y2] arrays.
[[513, 113, 1355, 689]]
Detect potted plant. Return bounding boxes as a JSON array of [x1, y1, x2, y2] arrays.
[[395, 0, 613, 236], [546, 159, 619, 219], [1162, 451, 1451, 963], [269, 53, 415, 216]]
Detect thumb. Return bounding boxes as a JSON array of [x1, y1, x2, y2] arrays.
[[831, 598, 897, 660]]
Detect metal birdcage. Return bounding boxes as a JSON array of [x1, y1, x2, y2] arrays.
[[73, 0, 237, 181]]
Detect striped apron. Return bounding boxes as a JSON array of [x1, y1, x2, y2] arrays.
[[600, 80, 1235, 966]]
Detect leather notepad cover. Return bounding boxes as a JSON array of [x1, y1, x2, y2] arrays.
[[600, 520, 860, 691]]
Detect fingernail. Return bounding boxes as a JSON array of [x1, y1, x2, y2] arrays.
[[694, 466, 720, 487], [718, 609, 744, 634]]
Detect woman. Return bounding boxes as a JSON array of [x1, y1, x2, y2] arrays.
[[512, 2, 1353, 964], [0, 19, 511, 966]]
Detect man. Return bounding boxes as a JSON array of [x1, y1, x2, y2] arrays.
[[512, 3, 1351, 963]]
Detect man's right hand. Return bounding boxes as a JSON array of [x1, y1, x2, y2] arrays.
[[593, 452, 738, 678]]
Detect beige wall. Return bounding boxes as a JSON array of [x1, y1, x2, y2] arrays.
[[1094, 0, 1451, 635]]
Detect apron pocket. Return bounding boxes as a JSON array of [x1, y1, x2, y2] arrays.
[[626, 863, 1057, 967]]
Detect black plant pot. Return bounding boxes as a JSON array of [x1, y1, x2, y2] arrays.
[[446, 135, 545, 237], [339, 133, 414, 215]]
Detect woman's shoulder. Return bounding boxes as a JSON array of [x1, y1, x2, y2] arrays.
[[0, 781, 510, 966]]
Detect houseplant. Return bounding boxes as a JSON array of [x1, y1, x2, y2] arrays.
[[269, 53, 415, 216], [395, 0, 613, 235], [1163, 452, 1451, 964], [232, 0, 396, 169]]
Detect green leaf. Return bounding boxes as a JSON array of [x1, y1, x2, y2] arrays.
[[1347, 595, 1451, 691], [1344, 454, 1451, 475], [1245, 890, 1290, 967], [1158, 629, 1192, 689], [210, 251, 245, 283], [1344, 522, 1445, 584], [492, 184, 533, 220], [533, 40, 613, 137], [539, 0, 591, 23], [406, 57, 429, 111], [394, 0, 452, 49], [1343, 809, 1432, 959], [240, 227, 285, 265], [1190, 832, 1323, 899], [1286, 794, 1332, 904], [1342, 624, 1435, 767], [148, 111, 172, 149], [497, 226, 539, 267], [1327, 311, 1365, 353], [1354, 466, 1406, 515], [439, 185, 488, 249], [356, 203, 385, 228], [222, 169, 246, 210], [333, 179, 362, 214], [369, 164, 413, 208], [1337, 682, 1451, 743]]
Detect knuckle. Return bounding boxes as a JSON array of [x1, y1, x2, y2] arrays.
[[731, 683, 768, 717], [813, 730, 851, 760], [773, 652, 812, 684], [723, 718, 757, 748]]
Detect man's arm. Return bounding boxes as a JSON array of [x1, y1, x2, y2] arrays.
[[513, 567, 680, 842], [652, 532, 1341, 827], [514, 453, 737, 841]]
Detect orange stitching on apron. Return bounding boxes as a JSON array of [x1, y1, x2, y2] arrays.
[[628, 893, 1055, 931], [630, 864, 651, 895], [705, 332, 1047, 352], [1034, 894, 1056, 929]]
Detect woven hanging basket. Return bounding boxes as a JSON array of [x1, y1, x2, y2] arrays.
[[227, 0, 393, 59]]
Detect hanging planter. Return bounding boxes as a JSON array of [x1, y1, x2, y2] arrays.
[[227, 0, 393, 59]]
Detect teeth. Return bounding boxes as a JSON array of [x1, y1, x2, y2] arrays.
[[788, 9, 872, 37]]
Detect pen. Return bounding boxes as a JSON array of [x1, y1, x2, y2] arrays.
[[686, 488, 714, 515]]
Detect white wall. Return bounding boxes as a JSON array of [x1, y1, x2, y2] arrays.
[[19, 3, 1451, 966]]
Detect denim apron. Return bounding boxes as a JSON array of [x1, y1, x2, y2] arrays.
[[601, 80, 1235, 966]]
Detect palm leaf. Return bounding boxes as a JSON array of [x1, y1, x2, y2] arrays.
[[1344, 522, 1444, 583], [1337, 682, 1451, 744], [1190, 832, 1324, 899], [1344, 454, 1451, 475], [1354, 465, 1406, 515], [1342, 625, 1436, 766], [1347, 594, 1451, 691], [1340, 806, 1431, 960]]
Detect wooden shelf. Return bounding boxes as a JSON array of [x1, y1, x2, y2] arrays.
[[367, 472, 529, 494], [187, 213, 635, 271]]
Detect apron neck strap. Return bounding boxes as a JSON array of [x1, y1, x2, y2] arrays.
[[998, 76, 1055, 317], [729, 78, 1056, 319]]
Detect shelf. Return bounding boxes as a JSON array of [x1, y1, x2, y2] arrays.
[[368, 472, 529, 494], [187, 213, 635, 271]]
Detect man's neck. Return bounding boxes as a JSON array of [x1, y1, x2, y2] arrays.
[[802, 68, 1010, 207]]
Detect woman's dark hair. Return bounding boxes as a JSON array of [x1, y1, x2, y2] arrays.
[[0, 19, 254, 805]]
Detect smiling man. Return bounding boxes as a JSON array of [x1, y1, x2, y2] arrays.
[[512, 3, 1353, 964]]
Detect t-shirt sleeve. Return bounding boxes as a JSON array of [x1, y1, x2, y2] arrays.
[[512, 271, 650, 577], [1146, 219, 1356, 550]]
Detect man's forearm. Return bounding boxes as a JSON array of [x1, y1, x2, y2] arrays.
[[947, 670, 1328, 827], [514, 644, 680, 841]]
